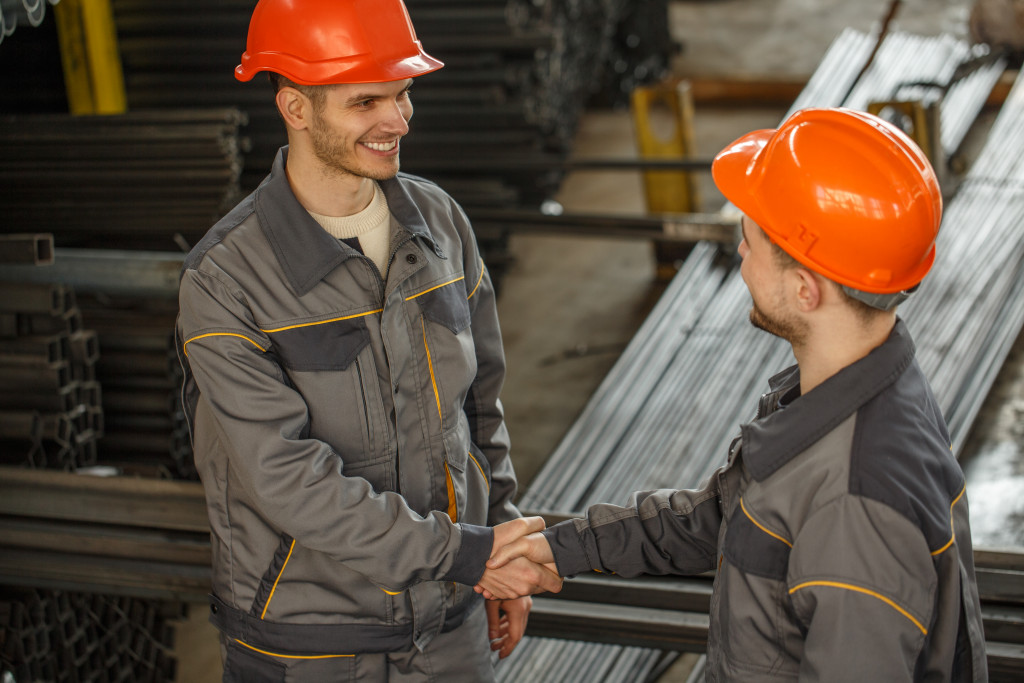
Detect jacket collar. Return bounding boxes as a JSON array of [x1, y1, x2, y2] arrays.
[[740, 318, 917, 481], [254, 146, 438, 296]]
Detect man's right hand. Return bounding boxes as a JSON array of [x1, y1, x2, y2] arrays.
[[473, 518, 562, 600]]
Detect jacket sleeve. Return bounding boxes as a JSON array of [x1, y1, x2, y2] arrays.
[[177, 267, 492, 590], [543, 471, 725, 578], [456, 201, 519, 526], [787, 495, 935, 682]]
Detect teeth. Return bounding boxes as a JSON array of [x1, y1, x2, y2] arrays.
[[364, 140, 397, 152]]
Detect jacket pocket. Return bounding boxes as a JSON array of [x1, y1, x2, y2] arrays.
[[418, 280, 471, 335], [442, 429, 490, 525], [265, 314, 371, 371], [223, 641, 286, 683]]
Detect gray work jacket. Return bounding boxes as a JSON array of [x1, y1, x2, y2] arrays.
[[544, 320, 987, 682], [175, 148, 509, 658]]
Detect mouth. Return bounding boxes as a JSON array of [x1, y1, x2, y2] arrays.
[[363, 139, 399, 153]]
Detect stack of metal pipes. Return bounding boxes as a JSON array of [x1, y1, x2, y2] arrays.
[[0, 0, 58, 45], [0, 108, 246, 252], [78, 297, 193, 479], [510, 29, 1010, 683], [0, 250, 194, 479], [0, 280, 102, 470], [0, 587, 182, 682]]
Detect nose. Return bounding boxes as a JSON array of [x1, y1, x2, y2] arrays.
[[381, 99, 411, 136], [737, 238, 749, 259]]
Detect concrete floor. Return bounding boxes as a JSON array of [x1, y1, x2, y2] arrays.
[[172, 1, 1021, 680]]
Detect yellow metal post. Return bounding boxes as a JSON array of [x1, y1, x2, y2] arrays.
[[54, 0, 126, 115], [631, 79, 700, 281]]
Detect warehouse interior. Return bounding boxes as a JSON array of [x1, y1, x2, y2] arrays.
[[1, 0, 1024, 681]]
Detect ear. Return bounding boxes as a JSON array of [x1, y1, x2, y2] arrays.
[[275, 87, 311, 132], [791, 268, 822, 312]]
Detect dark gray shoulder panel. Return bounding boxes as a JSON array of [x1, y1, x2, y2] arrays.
[[849, 358, 962, 552]]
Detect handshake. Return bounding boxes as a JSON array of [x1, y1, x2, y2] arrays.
[[474, 516, 564, 600]]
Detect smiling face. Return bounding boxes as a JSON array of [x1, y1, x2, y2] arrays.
[[306, 78, 414, 181], [738, 215, 808, 345]]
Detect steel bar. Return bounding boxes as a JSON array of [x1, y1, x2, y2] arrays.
[[0, 234, 53, 265], [469, 209, 739, 245]]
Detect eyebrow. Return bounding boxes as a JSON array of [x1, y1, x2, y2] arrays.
[[344, 82, 412, 106]]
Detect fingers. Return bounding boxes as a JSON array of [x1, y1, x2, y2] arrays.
[[491, 516, 546, 553], [488, 532, 555, 570], [474, 557, 562, 600], [485, 598, 501, 641], [487, 597, 533, 659]]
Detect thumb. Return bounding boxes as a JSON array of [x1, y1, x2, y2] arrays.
[[486, 538, 526, 569]]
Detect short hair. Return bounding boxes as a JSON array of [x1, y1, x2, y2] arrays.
[[767, 240, 886, 320], [267, 72, 328, 111]]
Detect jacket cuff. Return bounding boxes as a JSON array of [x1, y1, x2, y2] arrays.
[[544, 520, 594, 577], [441, 523, 493, 585]]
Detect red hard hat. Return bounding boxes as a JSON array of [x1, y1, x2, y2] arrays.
[[712, 107, 942, 295], [235, 0, 444, 85]]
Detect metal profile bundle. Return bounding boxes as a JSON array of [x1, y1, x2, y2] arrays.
[[0, 587, 182, 682], [78, 297, 193, 479], [0, 249, 194, 479], [513, 30, 1015, 683], [0, 108, 247, 251], [0, 280, 102, 470]]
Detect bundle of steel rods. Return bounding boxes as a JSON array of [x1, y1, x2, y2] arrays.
[[0, 280, 102, 470], [0, 108, 247, 251]]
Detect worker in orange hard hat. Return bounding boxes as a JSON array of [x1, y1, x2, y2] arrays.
[[175, 2, 559, 681], [479, 108, 988, 682]]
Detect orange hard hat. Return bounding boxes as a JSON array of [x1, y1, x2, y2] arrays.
[[712, 107, 942, 299], [235, 0, 444, 85]]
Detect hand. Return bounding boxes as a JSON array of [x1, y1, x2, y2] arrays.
[[486, 596, 532, 659], [474, 556, 562, 600], [491, 516, 546, 553], [487, 531, 555, 570]]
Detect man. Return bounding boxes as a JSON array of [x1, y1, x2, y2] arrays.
[[175, 0, 558, 680], [480, 108, 988, 682]]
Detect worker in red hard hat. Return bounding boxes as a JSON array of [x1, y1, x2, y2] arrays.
[[175, 1, 560, 680], [479, 108, 988, 682]]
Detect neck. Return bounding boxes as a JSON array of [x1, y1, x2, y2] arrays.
[[792, 312, 896, 394], [285, 144, 376, 217]]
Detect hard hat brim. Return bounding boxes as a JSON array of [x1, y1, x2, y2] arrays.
[[235, 51, 444, 85]]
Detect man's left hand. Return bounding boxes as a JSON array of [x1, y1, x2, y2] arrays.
[[485, 596, 532, 660]]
